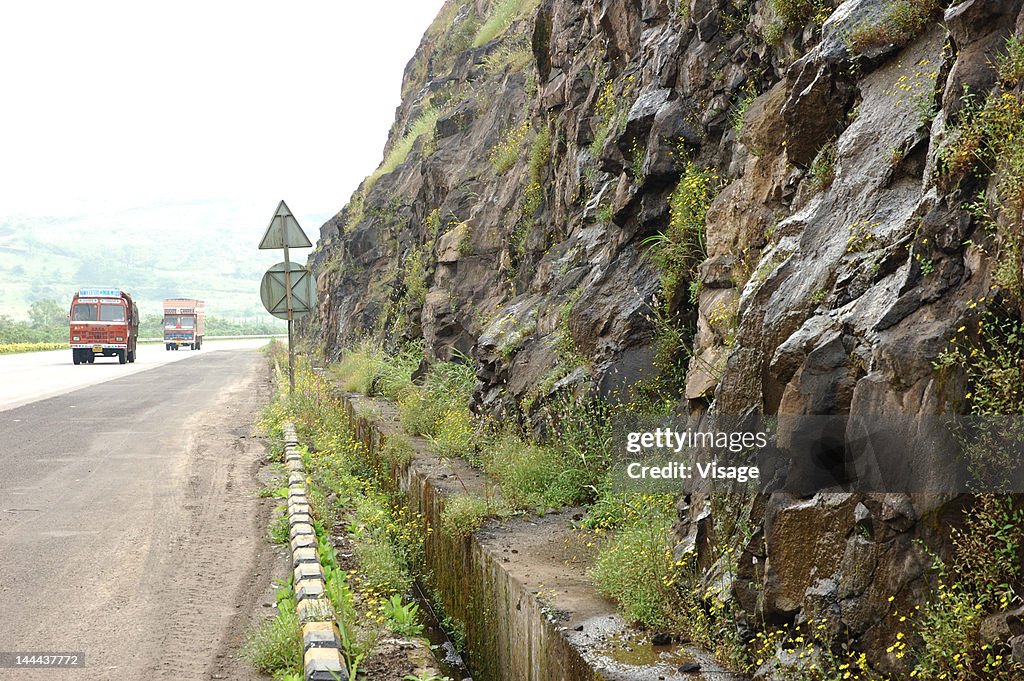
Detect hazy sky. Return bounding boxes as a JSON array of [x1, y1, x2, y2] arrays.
[[0, 0, 447, 234]]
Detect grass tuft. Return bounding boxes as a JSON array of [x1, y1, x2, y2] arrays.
[[473, 0, 539, 48], [847, 0, 939, 53]]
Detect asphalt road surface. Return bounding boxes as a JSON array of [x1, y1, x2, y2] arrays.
[[0, 339, 270, 412], [0, 344, 281, 680]]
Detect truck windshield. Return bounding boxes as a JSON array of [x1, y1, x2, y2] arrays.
[[164, 315, 196, 327], [99, 303, 126, 322], [72, 304, 98, 321]]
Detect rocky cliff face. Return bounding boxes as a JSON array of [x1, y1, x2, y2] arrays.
[[307, 0, 1024, 671]]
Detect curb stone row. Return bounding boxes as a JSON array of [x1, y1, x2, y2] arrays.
[[282, 423, 349, 681]]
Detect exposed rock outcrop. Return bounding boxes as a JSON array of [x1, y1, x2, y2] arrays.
[[304, 0, 1024, 670]]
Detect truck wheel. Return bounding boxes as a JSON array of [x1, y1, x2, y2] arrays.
[[73, 349, 81, 365], [196, 339, 201, 350], [118, 350, 126, 364], [165, 344, 170, 351], [86, 352, 94, 364]]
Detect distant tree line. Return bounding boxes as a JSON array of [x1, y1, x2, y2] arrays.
[[0, 298, 284, 343], [139, 314, 285, 338], [0, 299, 67, 343]]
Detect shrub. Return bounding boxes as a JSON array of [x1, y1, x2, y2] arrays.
[[355, 539, 412, 597], [489, 121, 531, 174], [770, 0, 834, 29], [995, 35, 1024, 88], [911, 496, 1024, 679], [935, 306, 1024, 417], [483, 432, 591, 510], [643, 162, 719, 306], [591, 503, 688, 630], [847, 0, 940, 53], [440, 495, 491, 539]]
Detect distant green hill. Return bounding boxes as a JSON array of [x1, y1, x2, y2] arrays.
[[0, 199, 315, 326]]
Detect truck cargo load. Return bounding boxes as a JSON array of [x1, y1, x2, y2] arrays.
[[163, 298, 205, 350], [69, 288, 140, 365]]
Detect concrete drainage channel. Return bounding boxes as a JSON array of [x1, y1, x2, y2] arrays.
[[337, 393, 746, 681], [282, 422, 350, 681]]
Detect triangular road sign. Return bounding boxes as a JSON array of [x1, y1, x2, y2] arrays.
[[259, 200, 312, 249]]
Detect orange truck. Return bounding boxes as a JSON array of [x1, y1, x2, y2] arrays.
[[163, 298, 205, 351], [69, 288, 140, 365]]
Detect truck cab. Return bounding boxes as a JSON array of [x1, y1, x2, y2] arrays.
[[163, 298, 205, 351], [69, 288, 139, 365]]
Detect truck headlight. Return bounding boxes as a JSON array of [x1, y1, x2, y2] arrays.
[[116, 336, 124, 341], [73, 336, 80, 341]]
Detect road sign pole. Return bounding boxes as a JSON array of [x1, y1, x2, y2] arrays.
[[283, 230, 295, 396], [258, 200, 314, 399]]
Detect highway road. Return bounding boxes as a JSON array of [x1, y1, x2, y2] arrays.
[[0, 339, 269, 412], [0, 344, 280, 680]]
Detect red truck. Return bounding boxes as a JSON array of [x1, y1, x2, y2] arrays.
[[163, 298, 205, 351], [69, 288, 140, 365]]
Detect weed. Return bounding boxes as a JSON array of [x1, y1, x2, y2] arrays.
[[942, 78, 1024, 301], [382, 434, 415, 468], [268, 510, 290, 545], [366, 106, 445, 192], [729, 87, 757, 132], [489, 120, 531, 174], [527, 124, 551, 186], [473, 0, 539, 48], [910, 496, 1024, 679], [405, 673, 452, 681], [846, 220, 880, 253], [688, 278, 703, 305], [481, 37, 533, 74], [591, 500, 688, 630], [484, 432, 592, 510], [847, 0, 940, 53], [355, 539, 412, 597], [762, 20, 785, 46], [588, 74, 636, 160], [809, 137, 838, 191], [398, 359, 477, 444], [935, 305, 1024, 417], [770, 0, 835, 30], [403, 244, 432, 309], [994, 35, 1024, 88], [242, 582, 303, 677], [382, 594, 425, 636], [330, 341, 421, 401], [629, 137, 646, 180], [440, 494, 492, 539], [643, 162, 719, 307], [0, 342, 65, 354]]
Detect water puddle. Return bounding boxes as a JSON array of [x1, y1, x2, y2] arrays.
[[596, 631, 697, 668], [412, 580, 473, 680]]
